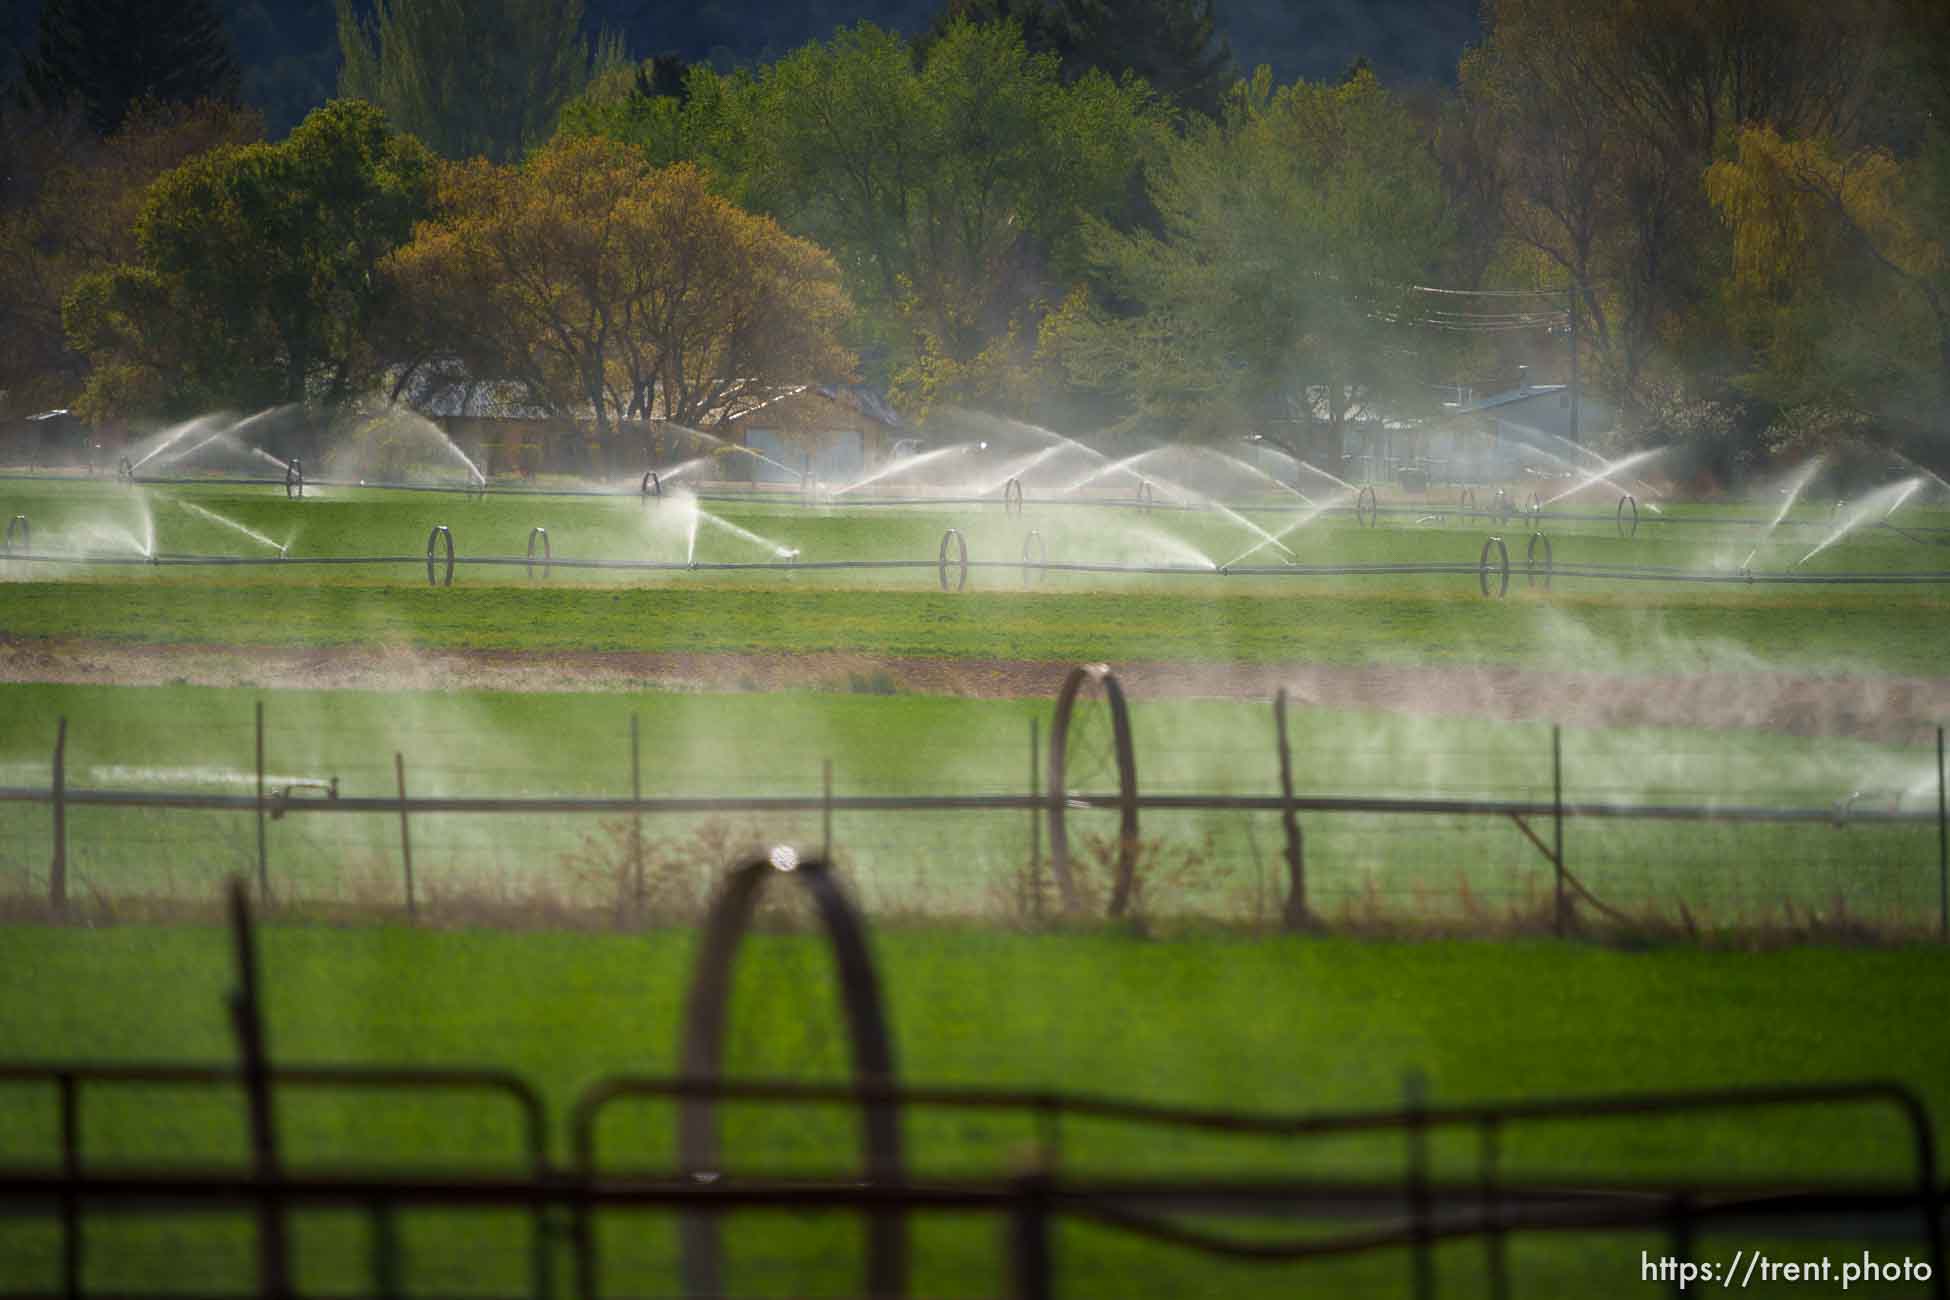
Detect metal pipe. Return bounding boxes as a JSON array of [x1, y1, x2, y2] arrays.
[[49, 717, 67, 914], [255, 701, 269, 905]]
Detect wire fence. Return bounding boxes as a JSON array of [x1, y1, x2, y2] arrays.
[[2, 674, 1945, 937]]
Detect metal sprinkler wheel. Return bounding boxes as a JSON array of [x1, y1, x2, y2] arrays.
[[1355, 485, 1379, 527], [642, 471, 662, 500], [938, 527, 969, 592], [1135, 479, 1156, 513], [284, 458, 304, 500], [426, 525, 455, 587], [1617, 493, 1639, 539], [1525, 531, 1552, 589], [1003, 477, 1024, 516], [4, 515, 27, 553], [1459, 487, 1477, 516], [1020, 529, 1046, 586], [1047, 664, 1140, 918], [676, 851, 906, 1300], [1479, 535, 1511, 598], [526, 527, 550, 580]]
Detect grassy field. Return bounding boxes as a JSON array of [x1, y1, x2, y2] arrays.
[[3, 476, 1948, 1294], [2, 683, 1940, 926], [4, 475, 1948, 577], [0, 922, 1945, 1295], [6, 580, 1950, 674], [4, 479, 1949, 677]]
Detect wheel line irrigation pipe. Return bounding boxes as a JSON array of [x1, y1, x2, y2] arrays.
[[5, 546, 1946, 590]]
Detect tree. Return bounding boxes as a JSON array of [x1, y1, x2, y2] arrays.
[[0, 98, 260, 414], [382, 137, 852, 450], [64, 99, 434, 417], [1461, 0, 1899, 407], [924, 0, 1232, 119], [1706, 123, 1950, 448], [737, 20, 1161, 410], [19, 0, 241, 135], [336, 0, 623, 162], [1042, 70, 1450, 453], [556, 59, 761, 181]]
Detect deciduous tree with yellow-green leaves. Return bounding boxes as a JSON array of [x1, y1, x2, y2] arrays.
[[1707, 124, 1950, 441], [382, 135, 853, 448]]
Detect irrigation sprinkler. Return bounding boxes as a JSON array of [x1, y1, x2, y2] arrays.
[[1494, 488, 1512, 525], [1135, 480, 1156, 513], [116, 456, 133, 484], [1355, 485, 1379, 528], [675, 851, 906, 1300], [464, 474, 488, 504], [284, 458, 303, 500], [1459, 487, 1478, 516], [1618, 494, 1640, 540], [1047, 664, 1140, 919], [1525, 532, 1552, 589], [642, 471, 662, 500], [4, 515, 26, 553], [1021, 529, 1046, 586], [1004, 477, 1024, 516], [1525, 490, 1543, 521], [425, 525, 454, 588], [938, 527, 969, 592], [1479, 536, 1511, 599], [525, 527, 550, 581]]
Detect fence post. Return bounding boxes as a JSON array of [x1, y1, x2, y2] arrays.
[[822, 758, 833, 859], [1010, 1173, 1053, 1300], [395, 753, 416, 921], [255, 700, 270, 906], [631, 713, 644, 918], [1938, 725, 1946, 943], [226, 881, 291, 1299], [50, 717, 67, 915], [1028, 717, 1042, 920], [1274, 689, 1307, 930], [1552, 724, 1567, 937], [1404, 1069, 1434, 1300]]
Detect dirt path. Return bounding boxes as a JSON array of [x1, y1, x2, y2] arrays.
[[2, 634, 1945, 743]]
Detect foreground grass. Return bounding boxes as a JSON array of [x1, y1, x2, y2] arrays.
[[0, 923, 1945, 1295]]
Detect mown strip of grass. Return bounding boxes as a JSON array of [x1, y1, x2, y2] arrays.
[[4, 579, 1949, 674], [0, 923, 1945, 1295]]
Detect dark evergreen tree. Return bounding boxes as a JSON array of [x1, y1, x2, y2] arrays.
[[20, 0, 241, 134], [924, 0, 1232, 118]]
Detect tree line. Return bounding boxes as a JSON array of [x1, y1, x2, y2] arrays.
[[2, 0, 1947, 481]]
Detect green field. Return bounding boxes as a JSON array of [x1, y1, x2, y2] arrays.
[[4, 475, 1949, 1295], [1, 923, 1945, 1296], [4, 479, 1949, 676], [2, 683, 1941, 926]]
